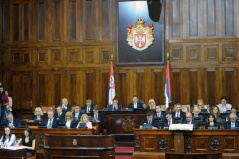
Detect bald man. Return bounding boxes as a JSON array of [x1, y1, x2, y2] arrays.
[[182, 112, 199, 129], [224, 113, 239, 129]]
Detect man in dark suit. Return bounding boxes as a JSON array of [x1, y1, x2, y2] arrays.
[[162, 111, 178, 129], [3, 112, 21, 128], [54, 106, 65, 125], [153, 105, 165, 121], [60, 98, 71, 114], [92, 105, 106, 134], [127, 95, 143, 110], [192, 107, 204, 122], [81, 99, 95, 114], [182, 112, 199, 129], [172, 103, 186, 122], [42, 110, 58, 128], [107, 99, 122, 111], [224, 113, 239, 129], [139, 111, 159, 129], [72, 105, 82, 122]]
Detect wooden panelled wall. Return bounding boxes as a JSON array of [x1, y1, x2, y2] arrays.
[[0, 0, 239, 111]]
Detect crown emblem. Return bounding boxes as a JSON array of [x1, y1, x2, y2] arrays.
[[136, 18, 145, 26]]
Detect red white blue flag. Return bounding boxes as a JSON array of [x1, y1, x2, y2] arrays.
[[108, 61, 116, 105], [165, 60, 172, 109]]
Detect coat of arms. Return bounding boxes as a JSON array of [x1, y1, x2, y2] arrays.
[[127, 18, 154, 51]]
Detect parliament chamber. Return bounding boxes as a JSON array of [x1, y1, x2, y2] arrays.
[[1, 0, 239, 158]]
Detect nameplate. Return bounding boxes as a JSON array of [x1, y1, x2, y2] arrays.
[[169, 124, 193, 131]]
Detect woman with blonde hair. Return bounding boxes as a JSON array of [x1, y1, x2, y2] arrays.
[[148, 99, 156, 110], [76, 114, 92, 128], [211, 106, 222, 122], [64, 111, 75, 128], [31, 107, 44, 121]]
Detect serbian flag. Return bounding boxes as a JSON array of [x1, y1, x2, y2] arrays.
[[108, 61, 116, 105], [165, 60, 172, 109]]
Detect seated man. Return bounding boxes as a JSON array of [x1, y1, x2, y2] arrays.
[[128, 95, 143, 111], [107, 99, 122, 111], [139, 111, 158, 129], [60, 98, 72, 114], [92, 105, 106, 134], [2, 112, 21, 128], [54, 106, 65, 125], [192, 107, 204, 122], [41, 110, 58, 128], [162, 111, 178, 129], [81, 99, 95, 114], [224, 113, 239, 129], [72, 105, 82, 122], [153, 105, 165, 121], [172, 103, 186, 122], [182, 112, 199, 129]]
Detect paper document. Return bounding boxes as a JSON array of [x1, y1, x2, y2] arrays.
[[169, 124, 193, 131], [1, 146, 28, 150]]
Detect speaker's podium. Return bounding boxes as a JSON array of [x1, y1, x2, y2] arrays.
[[168, 124, 193, 153]]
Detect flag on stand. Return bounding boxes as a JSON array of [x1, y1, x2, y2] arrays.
[[165, 60, 172, 110], [108, 61, 116, 105]]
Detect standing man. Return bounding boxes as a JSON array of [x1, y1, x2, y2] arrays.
[[127, 95, 143, 110]]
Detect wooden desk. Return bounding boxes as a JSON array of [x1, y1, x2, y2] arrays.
[[0, 149, 27, 159], [43, 134, 115, 159], [165, 153, 222, 159], [134, 129, 239, 155], [6, 128, 95, 152]]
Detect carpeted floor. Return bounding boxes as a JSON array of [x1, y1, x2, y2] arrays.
[[115, 146, 134, 159]]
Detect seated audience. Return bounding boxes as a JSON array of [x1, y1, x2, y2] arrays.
[[196, 99, 208, 110], [2, 112, 21, 128], [192, 107, 204, 122], [76, 114, 92, 128], [231, 107, 239, 116], [41, 110, 58, 128], [17, 127, 36, 158], [127, 95, 143, 110], [153, 105, 165, 121], [162, 111, 178, 129], [217, 96, 232, 113], [182, 112, 199, 129], [60, 98, 71, 114], [172, 103, 186, 122], [211, 106, 222, 122], [31, 107, 44, 121], [72, 104, 82, 122], [5, 91, 13, 112], [64, 111, 75, 128], [205, 114, 220, 129], [107, 99, 122, 111], [224, 113, 239, 129], [139, 111, 158, 129], [148, 99, 156, 110], [92, 105, 106, 134], [54, 106, 65, 124], [0, 126, 16, 146], [81, 99, 95, 114]]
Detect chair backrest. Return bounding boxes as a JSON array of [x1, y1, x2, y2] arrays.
[[160, 105, 166, 111], [41, 105, 54, 113], [101, 108, 108, 111]]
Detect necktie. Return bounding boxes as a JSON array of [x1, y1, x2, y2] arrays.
[[157, 113, 160, 117], [187, 121, 190, 124], [96, 114, 98, 120], [58, 114, 60, 117], [177, 113, 179, 117], [48, 119, 52, 128], [168, 120, 171, 126], [88, 107, 90, 113]]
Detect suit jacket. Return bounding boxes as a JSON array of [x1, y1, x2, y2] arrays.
[[162, 118, 178, 128], [224, 121, 239, 129], [140, 119, 159, 128], [153, 112, 165, 121], [182, 119, 199, 129], [92, 112, 106, 127], [42, 118, 58, 128], [128, 102, 143, 110], [172, 111, 186, 121], [72, 112, 83, 122], [81, 104, 95, 114], [192, 115, 204, 122], [107, 104, 122, 111], [61, 104, 71, 114], [64, 121, 77, 128], [4, 118, 21, 128], [205, 122, 220, 129], [54, 113, 65, 124]]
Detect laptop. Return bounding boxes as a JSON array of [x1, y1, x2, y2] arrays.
[[142, 124, 152, 129], [78, 123, 87, 128], [201, 109, 208, 113]]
